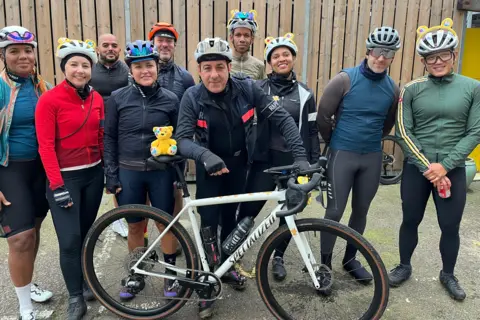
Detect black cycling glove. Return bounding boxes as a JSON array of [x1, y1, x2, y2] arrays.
[[106, 176, 122, 194], [294, 158, 311, 172], [201, 151, 226, 175], [53, 186, 73, 208]]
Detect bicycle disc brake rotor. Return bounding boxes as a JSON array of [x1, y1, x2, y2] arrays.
[[123, 247, 158, 272]]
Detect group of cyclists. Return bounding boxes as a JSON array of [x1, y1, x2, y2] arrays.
[[0, 7, 478, 320]]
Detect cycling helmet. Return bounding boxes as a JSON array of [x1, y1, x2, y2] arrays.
[[227, 10, 258, 35], [56, 37, 97, 63], [124, 40, 160, 66], [264, 33, 298, 62], [0, 26, 37, 48], [416, 18, 458, 56], [148, 22, 179, 42], [366, 26, 401, 51], [194, 37, 232, 63]]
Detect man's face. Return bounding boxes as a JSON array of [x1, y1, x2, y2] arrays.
[[229, 27, 253, 54], [97, 35, 120, 64], [198, 60, 231, 93], [366, 48, 395, 73], [154, 36, 175, 62]]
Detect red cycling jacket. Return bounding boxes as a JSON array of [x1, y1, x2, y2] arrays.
[[35, 80, 104, 190]]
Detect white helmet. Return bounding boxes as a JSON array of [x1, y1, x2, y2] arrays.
[[0, 26, 37, 48], [264, 33, 298, 62], [416, 18, 458, 56], [227, 10, 258, 35], [194, 37, 232, 63], [55, 37, 98, 64], [366, 26, 401, 51]]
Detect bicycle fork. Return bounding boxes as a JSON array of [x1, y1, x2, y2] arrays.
[[284, 216, 321, 289]]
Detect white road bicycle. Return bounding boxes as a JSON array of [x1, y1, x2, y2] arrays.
[[82, 155, 389, 320]]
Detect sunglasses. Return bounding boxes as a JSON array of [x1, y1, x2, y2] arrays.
[[424, 51, 453, 65], [369, 48, 396, 59], [1, 31, 35, 43]]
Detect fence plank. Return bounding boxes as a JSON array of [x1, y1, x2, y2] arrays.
[[307, 0, 321, 91], [20, 0, 36, 34], [185, 0, 198, 79], [441, 0, 454, 20], [111, 0, 126, 49], [6, 0, 20, 25], [144, 0, 158, 38], [201, 0, 213, 39], [318, 0, 334, 94], [412, 0, 431, 79], [331, 0, 346, 76], [292, 0, 306, 81], [159, 0, 172, 23], [172, 1, 187, 68], [266, 0, 280, 37], [35, 0, 54, 84], [129, 0, 144, 41], [50, 0, 66, 84], [453, 3, 465, 72], [382, 0, 395, 26], [95, 0, 111, 36], [214, 0, 227, 39], [81, 0, 97, 41], [355, 0, 371, 65], [228, 0, 240, 13], [429, 0, 442, 27], [279, 0, 293, 36], [242, 0, 253, 11], [370, 0, 383, 30], [344, 0, 359, 68], [389, 0, 408, 84], [252, 0, 267, 61], [400, 0, 420, 86], [66, 0, 82, 39], [0, 1, 5, 28]]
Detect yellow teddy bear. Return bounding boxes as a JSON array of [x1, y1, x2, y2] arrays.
[[150, 126, 177, 156]]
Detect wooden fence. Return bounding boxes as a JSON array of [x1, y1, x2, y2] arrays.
[[0, 0, 465, 99]]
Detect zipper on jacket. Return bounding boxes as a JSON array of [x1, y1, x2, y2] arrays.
[[82, 97, 91, 163], [142, 98, 147, 161]]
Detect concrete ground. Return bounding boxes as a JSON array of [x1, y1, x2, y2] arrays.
[[1, 181, 479, 320]]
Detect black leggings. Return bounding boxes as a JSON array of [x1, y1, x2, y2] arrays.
[[46, 164, 104, 297], [321, 149, 382, 258], [195, 157, 247, 262], [399, 161, 466, 274], [237, 150, 294, 258]]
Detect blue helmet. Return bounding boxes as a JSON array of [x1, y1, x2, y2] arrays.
[[124, 40, 159, 66]]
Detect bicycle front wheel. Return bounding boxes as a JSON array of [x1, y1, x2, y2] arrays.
[[256, 218, 389, 320], [82, 204, 199, 319]]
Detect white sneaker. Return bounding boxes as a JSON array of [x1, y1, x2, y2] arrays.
[[19, 310, 35, 320], [30, 283, 53, 303], [111, 219, 128, 238]]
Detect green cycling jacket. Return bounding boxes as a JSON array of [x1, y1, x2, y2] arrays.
[[395, 72, 480, 172]]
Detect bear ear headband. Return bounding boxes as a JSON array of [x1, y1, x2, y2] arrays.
[[264, 32, 295, 45], [229, 9, 257, 21], [57, 37, 96, 49], [416, 18, 457, 40]]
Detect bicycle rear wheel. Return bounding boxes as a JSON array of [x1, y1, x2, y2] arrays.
[[380, 135, 404, 185], [256, 218, 389, 320], [82, 204, 199, 319]]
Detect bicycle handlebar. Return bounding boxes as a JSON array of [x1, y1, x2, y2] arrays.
[[277, 172, 322, 218]]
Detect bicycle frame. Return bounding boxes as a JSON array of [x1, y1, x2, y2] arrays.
[[130, 189, 321, 289]]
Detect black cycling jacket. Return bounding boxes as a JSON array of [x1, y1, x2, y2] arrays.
[[104, 83, 179, 179], [157, 60, 196, 101], [175, 76, 307, 164]]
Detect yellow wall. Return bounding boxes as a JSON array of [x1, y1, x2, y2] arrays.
[[463, 28, 480, 170]]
